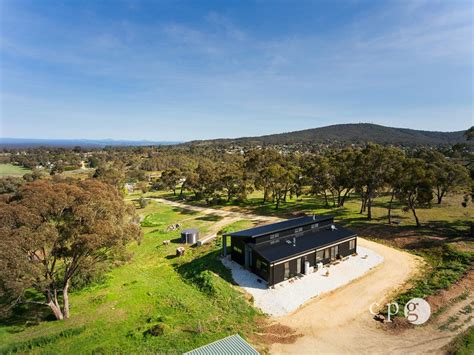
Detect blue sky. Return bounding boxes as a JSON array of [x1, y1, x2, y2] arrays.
[[0, 0, 472, 141]]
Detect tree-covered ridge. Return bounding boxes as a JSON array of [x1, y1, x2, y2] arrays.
[[188, 123, 468, 147]]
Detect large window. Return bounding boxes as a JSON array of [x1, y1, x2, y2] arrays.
[[311, 223, 319, 229], [324, 248, 330, 259], [330, 245, 339, 260], [256, 259, 268, 273], [316, 250, 324, 262], [284, 262, 290, 280], [295, 227, 303, 233], [349, 239, 356, 250], [269, 233, 279, 240]]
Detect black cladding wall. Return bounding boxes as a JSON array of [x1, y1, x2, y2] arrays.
[[268, 238, 357, 286], [231, 237, 246, 265], [228, 218, 357, 286]]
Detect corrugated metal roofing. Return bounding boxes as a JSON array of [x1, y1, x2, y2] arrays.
[[252, 225, 357, 263], [184, 334, 259, 355], [224, 215, 333, 238]]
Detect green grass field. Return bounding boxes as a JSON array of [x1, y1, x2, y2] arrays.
[[145, 189, 473, 237], [0, 163, 31, 177], [0, 201, 260, 353]]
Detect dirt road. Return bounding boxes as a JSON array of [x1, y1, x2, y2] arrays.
[[151, 198, 282, 224], [154, 198, 473, 354]]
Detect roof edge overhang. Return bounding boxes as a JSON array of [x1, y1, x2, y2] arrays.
[[258, 233, 358, 264], [223, 215, 335, 238]]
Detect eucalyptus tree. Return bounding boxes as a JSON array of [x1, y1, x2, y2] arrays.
[[219, 162, 249, 202], [384, 148, 406, 224], [0, 179, 142, 320], [244, 148, 282, 203], [327, 148, 357, 207], [353, 144, 402, 220], [186, 161, 221, 204], [394, 158, 434, 227], [159, 168, 182, 195], [303, 155, 333, 206]]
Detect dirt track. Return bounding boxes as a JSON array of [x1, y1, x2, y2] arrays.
[[154, 198, 473, 354]]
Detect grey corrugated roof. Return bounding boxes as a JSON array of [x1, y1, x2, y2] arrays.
[[224, 215, 333, 238], [184, 334, 259, 355]]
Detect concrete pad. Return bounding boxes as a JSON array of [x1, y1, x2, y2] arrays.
[[221, 246, 384, 317]]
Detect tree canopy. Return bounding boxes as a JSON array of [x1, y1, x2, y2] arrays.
[[0, 179, 142, 320]]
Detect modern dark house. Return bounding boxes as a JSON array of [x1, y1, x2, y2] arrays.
[[222, 215, 357, 286]]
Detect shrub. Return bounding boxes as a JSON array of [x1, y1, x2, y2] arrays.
[[139, 197, 149, 209], [192, 270, 217, 295], [143, 323, 168, 337]]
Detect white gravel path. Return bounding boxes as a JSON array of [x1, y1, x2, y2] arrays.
[[222, 246, 384, 317]]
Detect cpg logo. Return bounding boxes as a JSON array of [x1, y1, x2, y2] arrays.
[[370, 298, 431, 324], [404, 298, 431, 325]]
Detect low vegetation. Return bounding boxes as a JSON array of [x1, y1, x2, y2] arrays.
[[392, 245, 472, 317], [445, 326, 474, 354]]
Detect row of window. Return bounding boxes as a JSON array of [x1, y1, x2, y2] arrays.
[[315, 239, 356, 262], [269, 223, 322, 240], [316, 245, 339, 262]]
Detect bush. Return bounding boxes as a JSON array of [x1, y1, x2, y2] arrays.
[[192, 270, 217, 296], [143, 323, 168, 337], [139, 197, 148, 209]]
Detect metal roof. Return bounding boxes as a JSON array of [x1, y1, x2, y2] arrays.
[[224, 215, 334, 238], [252, 225, 357, 263], [182, 228, 199, 234], [184, 334, 259, 355]]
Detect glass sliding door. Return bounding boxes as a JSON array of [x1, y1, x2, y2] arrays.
[[296, 258, 301, 274]]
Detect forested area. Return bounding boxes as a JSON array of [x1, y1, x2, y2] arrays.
[[2, 129, 473, 227]]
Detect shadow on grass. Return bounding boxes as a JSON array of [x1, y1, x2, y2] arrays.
[[195, 215, 223, 222], [0, 290, 56, 329], [174, 249, 235, 286], [342, 217, 472, 248], [172, 207, 198, 215], [170, 237, 182, 244]]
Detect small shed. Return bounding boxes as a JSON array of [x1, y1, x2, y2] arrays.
[[184, 334, 259, 355], [181, 228, 199, 244]]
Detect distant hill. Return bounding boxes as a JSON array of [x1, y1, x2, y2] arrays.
[[189, 123, 468, 146], [0, 138, 181, 149]]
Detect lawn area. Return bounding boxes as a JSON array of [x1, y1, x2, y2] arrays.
[[0, 163, 31, 177], [146, 189, 473, 237], [0, 201, 261, 353]]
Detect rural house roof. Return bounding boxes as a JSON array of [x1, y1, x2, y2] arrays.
[[224, 215, 334, 238], [184, 334, 259, 355], [251, 225, 357, 263]]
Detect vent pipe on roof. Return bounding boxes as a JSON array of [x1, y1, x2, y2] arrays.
[[313, 214, 316, 220], [293, 237, 296, 247]]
